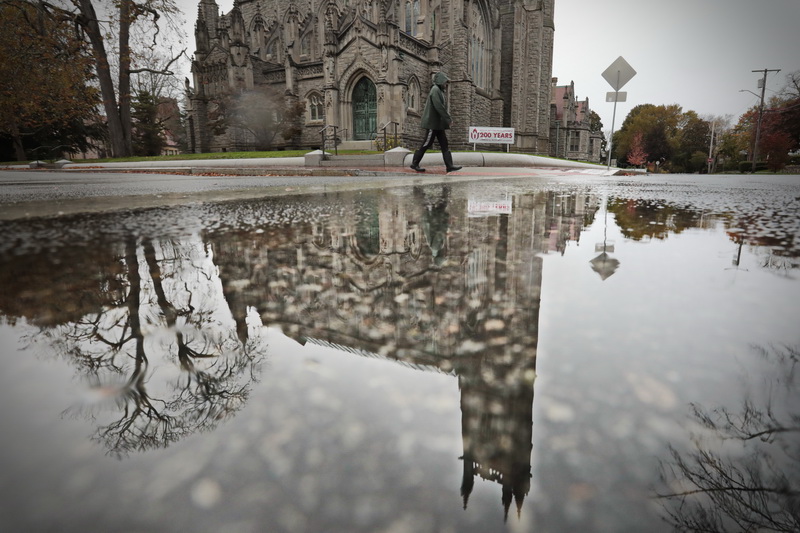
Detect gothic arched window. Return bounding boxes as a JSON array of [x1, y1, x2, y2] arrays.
[[266, 37, 280, 62], [308, 92, 324, 122], [407, 77, 420, 112], [251, 18, 266, 58], [300, 32, 313, 57], [404, 0, 420, 35], [469, 2, 488, 89]]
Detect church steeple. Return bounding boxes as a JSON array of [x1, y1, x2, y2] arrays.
[[194, 7, 209, 53], [197, 0, 220, 37]]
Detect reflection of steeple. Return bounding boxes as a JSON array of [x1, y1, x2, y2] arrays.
[[459, 364, 535, 519], [204, 187, 599, 517]]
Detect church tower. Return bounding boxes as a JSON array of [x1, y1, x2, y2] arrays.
[[504, 0, 555, 152]]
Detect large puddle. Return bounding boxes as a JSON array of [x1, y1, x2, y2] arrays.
[[1, 174, 798, 532]]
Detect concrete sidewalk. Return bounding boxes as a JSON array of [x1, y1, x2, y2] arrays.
[[5, 150, 624, 176]]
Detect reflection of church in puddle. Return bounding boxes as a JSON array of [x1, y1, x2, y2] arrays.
[[207, 187, 598, 517]]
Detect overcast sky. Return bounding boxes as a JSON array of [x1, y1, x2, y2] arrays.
[[552, 0, 800, 132], [176, 0, 800, 132]]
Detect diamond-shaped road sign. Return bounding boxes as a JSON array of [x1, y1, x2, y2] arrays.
[[602, 56, 636, 91]]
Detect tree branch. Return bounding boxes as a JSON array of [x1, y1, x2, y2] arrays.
[[128, 48, 187, 75]]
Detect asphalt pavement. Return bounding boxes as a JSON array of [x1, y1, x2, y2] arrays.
[[0, 152, 618, 221]]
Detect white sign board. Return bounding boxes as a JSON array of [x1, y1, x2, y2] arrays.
[[606, 91, 627, 102], [468, 199, 513, 216], [468, 126, 515, 145], [602, 56, 637, 91]]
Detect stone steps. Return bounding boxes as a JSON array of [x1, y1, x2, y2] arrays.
[[320, 154, 385, 167], [335, 140, 375, 150]]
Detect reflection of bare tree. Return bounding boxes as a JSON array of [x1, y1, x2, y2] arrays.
[[18, 235, 269, 458], [93, 238, 178, 454], [657, 343, 800, 532]]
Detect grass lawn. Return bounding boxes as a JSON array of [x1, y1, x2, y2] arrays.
[[78, 149, 384, 163], [1, 149, 383, 166], [2, 149, 609, 167]]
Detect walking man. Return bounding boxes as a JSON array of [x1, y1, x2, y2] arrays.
[[410, 72, 462, 173]]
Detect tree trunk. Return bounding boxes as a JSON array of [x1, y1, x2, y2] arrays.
[[77, 0, 131, 157], [118, 0, 133, 156], [10, 120, 26, 161]]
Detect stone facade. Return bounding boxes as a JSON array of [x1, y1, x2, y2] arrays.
[[185, 0, 555, 153], [549, 78, 603, 163]]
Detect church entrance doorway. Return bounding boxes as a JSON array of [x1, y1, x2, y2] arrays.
[[352, 77, 377, 141]]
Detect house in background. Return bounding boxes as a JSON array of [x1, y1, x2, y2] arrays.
[[158, 97, 184, 156], [549, 78, 602, 163]]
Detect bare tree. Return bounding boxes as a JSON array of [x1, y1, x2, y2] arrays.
[[209, 87, 305, 151], [656, 343, 800, 532], [29, 0, 186, 157]]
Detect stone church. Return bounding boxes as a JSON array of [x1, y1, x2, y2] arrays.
[[185, 0, 555, 153]]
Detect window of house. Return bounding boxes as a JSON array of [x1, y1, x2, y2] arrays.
[[570, 130, 580, 152]]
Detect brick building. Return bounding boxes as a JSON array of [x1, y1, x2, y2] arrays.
[[185, 0, 555, 153]]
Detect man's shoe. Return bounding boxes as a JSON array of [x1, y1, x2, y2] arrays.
[[446, 166, 462, 172], [410, 164, 426, 172]]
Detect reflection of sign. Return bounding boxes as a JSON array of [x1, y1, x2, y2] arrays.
[[595, 242, 615, 253], [590, 252, 620, 280], [468, 126, 515, 144], [468, 200, 512, 216]]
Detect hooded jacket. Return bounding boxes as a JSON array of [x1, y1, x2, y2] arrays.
[[420, 72, 452, 130]]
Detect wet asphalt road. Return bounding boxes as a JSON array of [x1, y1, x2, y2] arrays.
[[1, 169, 798, 532], [0, 167, 560, 220]]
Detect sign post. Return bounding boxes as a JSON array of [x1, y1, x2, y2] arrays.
[[602, 56, 636, 169]]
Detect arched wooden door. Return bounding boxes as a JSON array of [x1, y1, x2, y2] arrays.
[[352, 77, 377, 140]]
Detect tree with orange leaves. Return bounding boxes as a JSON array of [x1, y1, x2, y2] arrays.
[[627, 131, 648, 168]]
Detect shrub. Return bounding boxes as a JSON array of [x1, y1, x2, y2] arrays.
[[739, 161, 769, 173], [374, 135, 402, 151]]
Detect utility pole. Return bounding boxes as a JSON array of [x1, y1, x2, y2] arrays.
[[707, 120, 715, 174], [751, 68, 781, 172]]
